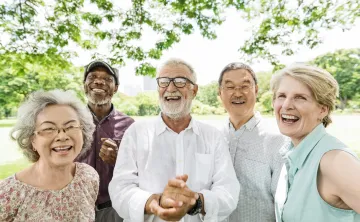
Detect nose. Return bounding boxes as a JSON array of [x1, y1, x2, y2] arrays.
[[282, 97, 294, 110], [234, 88, 243, 96], [94, 78, 105, 85], [55, 128, 70, 141], [166, 81, 177, 92]]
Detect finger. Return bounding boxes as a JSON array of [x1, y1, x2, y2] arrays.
[[151, 202, 178, 219], [166, 185, 198, 199], [100, 146, 110, 155], [168, 178, 186, 188], [99, 152, 105, 161], [101, 138, 117, 148], [175, 174, 188, 182], [150, 199, 177, 215], [110, 149, 118, 158], [172, 193, 197, 206], [161, 196, 183, 208]]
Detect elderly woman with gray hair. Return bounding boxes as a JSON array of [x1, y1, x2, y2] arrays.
[[272, 64, 360, 221], [0, 90, 99, 221]]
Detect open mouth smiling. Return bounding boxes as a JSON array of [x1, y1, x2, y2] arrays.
[[281, 114, 300, 123], [52, 146, 72, 152], [231, 100, 245, 105], [165, 96, 181, 101], [91, 88, 106, 93]]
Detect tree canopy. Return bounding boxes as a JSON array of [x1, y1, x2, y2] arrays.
[[312, 48, 360, 109], [1, 0, 359, 74], [0, 51, 83, 117]]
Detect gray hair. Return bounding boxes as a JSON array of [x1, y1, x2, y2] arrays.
[[218, 62, 258, 86], [270, 63, 339, 127], [157, 58, 197, 84], [10, 89, 95, 162]]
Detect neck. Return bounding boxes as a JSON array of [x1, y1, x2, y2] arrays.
[[229, 111, 255, 130], [32, 161, 75, 190], [162, 113, 192, 134], [88, 102, 112, 120]]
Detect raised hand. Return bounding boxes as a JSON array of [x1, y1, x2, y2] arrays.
[[99, 138, 118, 165]]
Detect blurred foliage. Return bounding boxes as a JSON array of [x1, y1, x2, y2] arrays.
[[1, 0, 359, 73], [312, 48, 360, 109], [0, 51, 83, 118]]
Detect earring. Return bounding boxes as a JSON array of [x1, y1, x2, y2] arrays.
[[32, 147, 37, 152]]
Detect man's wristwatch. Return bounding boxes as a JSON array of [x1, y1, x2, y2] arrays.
[[187, 195, 202, 216]]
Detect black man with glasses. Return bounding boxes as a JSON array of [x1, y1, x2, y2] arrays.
[[109, 58, 239, 222]]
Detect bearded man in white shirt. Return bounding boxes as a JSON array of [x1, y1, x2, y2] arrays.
[[109, 58, 240, 222]]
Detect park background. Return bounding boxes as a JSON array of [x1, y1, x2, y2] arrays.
[[0, 0, 360, 179]]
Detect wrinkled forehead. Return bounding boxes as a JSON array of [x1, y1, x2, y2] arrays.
[[158, 64, 192, 79]]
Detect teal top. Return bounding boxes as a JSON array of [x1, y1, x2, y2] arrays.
[[275, 124, 360, 222]]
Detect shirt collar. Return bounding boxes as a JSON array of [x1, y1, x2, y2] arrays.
[[228, 111, 262, 132], [155, 113, 199, 136], [88, 104, 115, 123], [287, 123, 327, 171]]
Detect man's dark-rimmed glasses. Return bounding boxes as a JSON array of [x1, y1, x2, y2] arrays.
[[156, 77, 195, 88]]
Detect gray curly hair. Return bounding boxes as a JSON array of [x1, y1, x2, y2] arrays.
[[10, 89, 95, 162]]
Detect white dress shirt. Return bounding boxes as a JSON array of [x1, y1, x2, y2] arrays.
[[109, 115, 240, 222]]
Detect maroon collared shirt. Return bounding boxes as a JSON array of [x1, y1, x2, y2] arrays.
[[76, 105, 134, 205]]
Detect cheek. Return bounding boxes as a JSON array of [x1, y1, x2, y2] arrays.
[[273, 101, 283, 115]]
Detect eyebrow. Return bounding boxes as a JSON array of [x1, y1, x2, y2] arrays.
[[224, 79, 251, 85], [277, 92, 311, 97], [40, 120, 78, 126]]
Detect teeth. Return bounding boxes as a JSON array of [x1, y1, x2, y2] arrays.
[[166, 96, 181, 100], [92, 89, 105, 93], [53, 146, 71, 151], [232, 101, 245, 104], [282, 114, 299, 120]]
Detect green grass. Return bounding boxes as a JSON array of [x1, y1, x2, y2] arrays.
[[0, 119, 16, 128], [0, 158, 30, 179]]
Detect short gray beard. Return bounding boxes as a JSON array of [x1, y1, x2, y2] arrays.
[[86, 93, 111, 105], [159, 92, 193, 120]]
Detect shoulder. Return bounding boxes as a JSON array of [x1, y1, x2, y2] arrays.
[[0, 175, 17, 190], [112, 110, 135, 125], [0, 176, 23, 218], [255, 121, 289, 147], [75, 162, 99, 182], [126, 117, 157, 132], [320, 149, 358, 171], [194, 119, 223, 136]]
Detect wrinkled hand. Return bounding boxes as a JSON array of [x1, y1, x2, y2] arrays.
[[99, 138, 118, 165], [149, 175, 198, 221], [161, 175, 198, 209]]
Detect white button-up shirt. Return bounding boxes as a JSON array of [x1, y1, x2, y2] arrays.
[[109, 115, 240, 222]]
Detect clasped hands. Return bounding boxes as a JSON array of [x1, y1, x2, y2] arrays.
[[145, 174, 200, 221]]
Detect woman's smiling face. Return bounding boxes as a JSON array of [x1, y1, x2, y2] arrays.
[[273, 75, 328, 146]]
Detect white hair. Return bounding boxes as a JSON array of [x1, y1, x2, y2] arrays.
[[157, 58, 197, 84]]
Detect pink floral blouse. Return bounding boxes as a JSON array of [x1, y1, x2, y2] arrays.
[[0, 162, 99, 222]]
